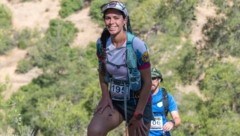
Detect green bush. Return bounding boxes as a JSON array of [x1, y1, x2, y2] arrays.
[[26, 19, 78, 71], [0, 5, 14, 54], [130, 0, 159, 34], [0, 83, 6, 93], [16, 59, 34, 74], [176, 45, 198, 84], [5, 44, 99, 135], [0, 4, 12, 29], [14, 29, 40, 49], [2, 0, 240, 135], [0, 29, 39, 55], [153, 0, 197, 36], [0, 83, 6, 132], [0, 30, 15, 55], [46, 19, 78, 46], [59, 0, 84, 18], [202, 4, 240, 58], [0, 83, 6, 105], [128, 0, 197, 36], [89, 0, 108, 25], [193, 62, 240, 135]]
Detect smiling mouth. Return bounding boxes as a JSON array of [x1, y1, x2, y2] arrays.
[[107, 26, 117, 29]]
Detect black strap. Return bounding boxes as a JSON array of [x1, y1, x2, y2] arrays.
[[162, 87, 169, 117], [100, 28, 110, 49], [98, 28, 110, 74]]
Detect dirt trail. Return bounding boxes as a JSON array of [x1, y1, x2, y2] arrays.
[[0, 0, 101, 100], [0, 0, 218, 100], [0, 0, 61, 30], [66, 7, 102, 48], [190, 0, 217, 49], [0, 0, 101, 47], [0, 48, 42, 100], [177, 0, 217, 99], [0, 0, 60, 100]]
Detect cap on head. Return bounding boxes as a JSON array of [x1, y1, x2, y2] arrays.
[[101, 1, 128, 17], [151, 67, 163, 82]]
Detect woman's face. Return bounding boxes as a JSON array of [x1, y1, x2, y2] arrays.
[[104, 9, 126, 36]]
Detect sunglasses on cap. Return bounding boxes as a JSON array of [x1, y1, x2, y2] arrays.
[[152, 77, 159, 80], [101, 1, 127, 15]]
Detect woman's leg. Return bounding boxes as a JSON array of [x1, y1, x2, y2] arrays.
[[87, 106, 124, 136]]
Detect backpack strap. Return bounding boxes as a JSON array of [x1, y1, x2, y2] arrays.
[[126, 32, 142, 91], [162, 87, 169, 117], [125, 32, 135, 127], [98, 32, 136, 69], [126, 32, 137, 68]]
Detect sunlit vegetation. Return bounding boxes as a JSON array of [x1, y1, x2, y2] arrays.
[[59, 0, 84, 18], [0, 0, 239, 135], [0, 4, 11, 29]]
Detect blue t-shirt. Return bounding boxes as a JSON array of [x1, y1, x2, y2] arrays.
[[149, 88, 178, 136]]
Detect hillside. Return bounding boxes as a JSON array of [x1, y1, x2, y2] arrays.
[[0, 0, 101, 100], [176, 0, 218, 100], [0, 0, 240, 135], [0, 0, 217, 100]]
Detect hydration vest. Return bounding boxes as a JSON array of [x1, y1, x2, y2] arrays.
[[96, 32, 141, 91]]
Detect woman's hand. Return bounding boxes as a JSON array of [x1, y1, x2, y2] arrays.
[[128, 117, 148, 136], [94, 95, 113, 114]]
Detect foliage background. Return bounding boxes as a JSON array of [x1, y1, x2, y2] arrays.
[[0, 0, 240, 135]]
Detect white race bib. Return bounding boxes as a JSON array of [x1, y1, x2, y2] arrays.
[[150, 116, 163, 130], [110, 81, 130, 101]]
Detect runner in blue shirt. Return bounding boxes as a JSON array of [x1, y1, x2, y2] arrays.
[[149, 68, 181, 136]]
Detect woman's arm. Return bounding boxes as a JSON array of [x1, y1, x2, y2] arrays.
[[134, 67, 152, 114], [128, 67, 152, 136], [94, 70, 113, 114], [98, 71, 109, 98]]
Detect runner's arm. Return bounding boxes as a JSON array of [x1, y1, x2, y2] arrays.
[[98, 71, 109, 98], [170, 111, 181, 127], [134, 67, 152, 114]]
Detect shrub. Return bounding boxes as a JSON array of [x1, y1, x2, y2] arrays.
[[89, 0, 108, 25], [59, 0, 84, 18], [13, 29, 40, 49], [16, 59, 34, 74], [46, 19, 78, 46], [130, 0, 159, 34], [202, 5, 240, 58], [0, 4, 12, 29], [0, 30, 15, 55]]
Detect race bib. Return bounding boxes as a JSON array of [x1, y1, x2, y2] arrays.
[[110, 81, 130, 101], [150, 116, 163, 130]]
